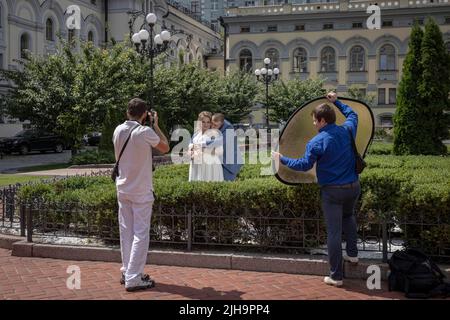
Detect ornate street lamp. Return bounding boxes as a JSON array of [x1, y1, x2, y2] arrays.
[[255, 58, 280, 130], [129, 12, 172, 116]]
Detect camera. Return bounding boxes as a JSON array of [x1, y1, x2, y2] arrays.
[[145, 109, 156, 126]]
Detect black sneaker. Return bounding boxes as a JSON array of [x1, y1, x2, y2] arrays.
[[125, 276, 155, 292], [120, 273, 151, 285]]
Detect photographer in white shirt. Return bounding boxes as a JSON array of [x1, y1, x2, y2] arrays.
[[113, 98, 169, 292]]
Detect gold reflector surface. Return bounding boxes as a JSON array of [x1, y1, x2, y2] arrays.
[[275, 97, 375, 185]]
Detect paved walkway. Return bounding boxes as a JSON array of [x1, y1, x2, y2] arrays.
[[16, 168, 110, 177], [0, 151, 72, 172], [0, 248, 406, 300]]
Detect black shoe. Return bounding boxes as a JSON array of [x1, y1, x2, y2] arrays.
[[120, 273, 151, 285]]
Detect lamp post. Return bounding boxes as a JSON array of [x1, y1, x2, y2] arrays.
[[254, 58, 280, 129], [129, 12, 172, 113]]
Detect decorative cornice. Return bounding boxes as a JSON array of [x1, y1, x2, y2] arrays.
[[8, 15, 44, 31]]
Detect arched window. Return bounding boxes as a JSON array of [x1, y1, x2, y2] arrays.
[[88, 31, 94, 43], [349, 45, 365, 71], [293, 47, 307, 72], [265, 48, 279, 69], [445, 41, 450, 55], [188, 53, 193, 64], [46, 18, 54, 41], [320, 46, 336, 72], [239, 49, 252, 72], [20, 34, 30, 59], [379, 44, 396, 71]]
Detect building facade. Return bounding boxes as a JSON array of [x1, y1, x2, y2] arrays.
[[221, 0, 450, 128], [0, 0, 221, 135]]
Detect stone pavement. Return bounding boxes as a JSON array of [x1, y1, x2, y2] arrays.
[[0, 248, 406, 300]]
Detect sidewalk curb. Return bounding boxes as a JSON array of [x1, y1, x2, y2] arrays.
[[5, 238, 395, 280], [5, 236, 449, 281], [0, 234, 24, 250]]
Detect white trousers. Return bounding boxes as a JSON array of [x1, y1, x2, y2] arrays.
[[117, 192, 153, 284]]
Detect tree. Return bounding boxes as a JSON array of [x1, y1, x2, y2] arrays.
[[72, 42, 151, 151], [216, 71, 258, 124], [418, 18, 450, 155], [263, 78, 326, 123], [153, 63, 221, 134], [393, 22, 425, 155], [0, 39, 151, 154], [345, 85, 376, 107], [394, 19, 450, 155]]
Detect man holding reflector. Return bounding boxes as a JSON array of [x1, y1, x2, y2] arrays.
[[272, 91, 361, 287]]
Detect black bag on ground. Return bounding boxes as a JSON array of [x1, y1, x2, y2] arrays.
[[388, 248, 450, 298]]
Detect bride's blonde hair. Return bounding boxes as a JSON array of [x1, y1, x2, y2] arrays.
[[195, 111, 212, 132]]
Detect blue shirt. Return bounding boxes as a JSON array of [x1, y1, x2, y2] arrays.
[[280, 100, 359, 186]]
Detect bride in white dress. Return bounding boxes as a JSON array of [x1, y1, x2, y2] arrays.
[[188, 111, 224, 182]]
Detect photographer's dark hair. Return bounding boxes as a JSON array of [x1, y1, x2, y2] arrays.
[[311, 103, 336, 124], [127, 98, 147, 119]]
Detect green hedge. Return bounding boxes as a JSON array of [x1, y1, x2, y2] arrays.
[[71, 150, 115, 165], [18, 155, 450, 257], [367, 142, 393, 155]]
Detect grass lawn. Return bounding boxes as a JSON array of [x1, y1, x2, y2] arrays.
[[0, 174, 50, 187]]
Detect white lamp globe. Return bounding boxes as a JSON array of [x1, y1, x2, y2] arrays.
[[268, 69, 273, 76], [146, 13, 157, 25], [261, 68, 267, 75], [154, 34, 163, 45], [138, 29, 150, 41], [132, 33, 141, 44], [255, 69, 261, 76], [264, 57, 271, 65], [161, 30, 171, 42], [273, 68, 280, 75]]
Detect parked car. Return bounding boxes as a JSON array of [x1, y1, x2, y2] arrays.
[[0, 129, 65, 155], [86, 132, 102, 146]]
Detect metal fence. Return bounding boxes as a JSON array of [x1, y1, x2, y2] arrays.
[[1, 176, 449, 263]]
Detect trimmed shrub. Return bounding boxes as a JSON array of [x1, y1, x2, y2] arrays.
[[17, 155, 450, 258], [71, 150, 115, 165]]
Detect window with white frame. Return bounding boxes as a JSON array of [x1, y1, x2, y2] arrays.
[[389, 88, 397, 104], [293, 47, 307, 72], [349, 45, 365, 71], [379, 44, 396, 71], [239, 49, 252, 73], [212, 0, 219, 11], [378, 88, 386, 105], [320, 46, 336, 72], [265, 48, 280, 69]]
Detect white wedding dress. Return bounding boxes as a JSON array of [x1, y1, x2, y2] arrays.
[[188, 130, 224, 182]]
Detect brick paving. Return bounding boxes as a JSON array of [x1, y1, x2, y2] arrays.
[[0, 248, 412, 300]]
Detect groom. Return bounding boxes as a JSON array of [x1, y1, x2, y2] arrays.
[[207, 113, 242, 181]]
